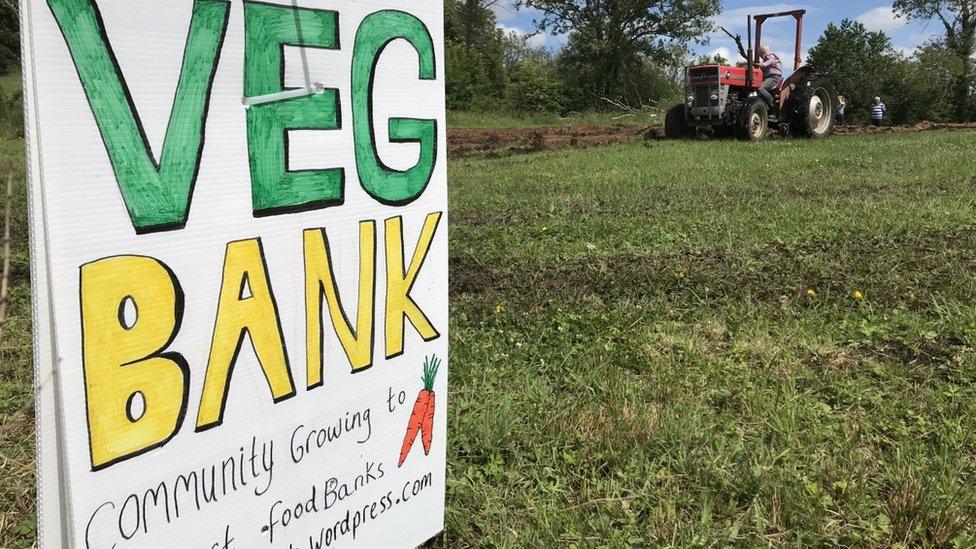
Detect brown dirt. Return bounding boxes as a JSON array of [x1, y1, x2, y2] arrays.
[[447, 121, 976, 158], [834, 121, 976, 135], [448, 124, 659, 158]]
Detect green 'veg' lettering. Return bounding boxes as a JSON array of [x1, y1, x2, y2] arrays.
[[352, 11, 437, 206], [47, 0, 229, 233], [244, 1, 342, 217]]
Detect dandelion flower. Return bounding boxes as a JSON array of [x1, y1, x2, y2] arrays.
[[853, 290, 863, 301], [807, 288, 817, 298]]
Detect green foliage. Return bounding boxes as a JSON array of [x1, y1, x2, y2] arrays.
[[507, 47, 565, 112], [556, 30, 683, 110], [520, 0, 718, 110], [888, 42, 962, 123], [0, 2, 19, 76], [808, 20, 906, 123], [807, 19, 969, 124], [0, 87, 21, 139], [444, 0, 510, 110], [696, 52, 729, 65], [893, 0, 975, 121]]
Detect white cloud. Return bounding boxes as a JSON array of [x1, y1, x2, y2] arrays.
[[492, 0, 543, 23], [491, 1, 518, 22], [893, 44, 915, 56], [711, 4, 819, 33], [498, 24, 551, 49], [856, 6, 909, 32], [707, 4, 818, 63], [709, 46, 733, 61]]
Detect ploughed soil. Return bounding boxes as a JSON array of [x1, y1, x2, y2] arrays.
[[448, 121, 976, 158], [448, 124, 656, 158]]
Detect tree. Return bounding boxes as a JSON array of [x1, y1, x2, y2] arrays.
[[505, 38, 566, 112], [807, 20, 903, 123], [894, 0, 976, 120], [444, 0, 510, 109], [0, 0, 18, 75], [695, 52, 728, 65], [896, 42, 961, 121], [518, 0, 719, 107]]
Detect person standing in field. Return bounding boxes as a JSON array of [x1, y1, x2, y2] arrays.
[[871, 96, 886, 126], [756, 45, 782, 108], [836, 95, 847, 125]]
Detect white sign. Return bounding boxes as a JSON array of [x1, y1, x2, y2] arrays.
[[21, 0, 448, 546]]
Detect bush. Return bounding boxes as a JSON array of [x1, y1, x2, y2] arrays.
[[0, 88, 22, 139]]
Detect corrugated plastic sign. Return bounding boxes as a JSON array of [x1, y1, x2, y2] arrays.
[[21, 0, 448, 546]]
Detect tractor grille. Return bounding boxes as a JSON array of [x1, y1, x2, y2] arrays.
[[695, 87, 714, 107], [687, 66, 724, 120]]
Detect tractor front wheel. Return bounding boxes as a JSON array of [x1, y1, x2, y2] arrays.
[[737, 98, 769, 141], [664, 103, 693, 139], [789, 74, 836, 138]]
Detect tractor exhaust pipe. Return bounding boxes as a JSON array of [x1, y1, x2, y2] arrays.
[[746, 15, 754, 90]]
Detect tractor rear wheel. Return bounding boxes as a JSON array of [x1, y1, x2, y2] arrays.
[[789, 74, 836, 138], [664, 103, 693, 139], [736, 98, 769, 141]]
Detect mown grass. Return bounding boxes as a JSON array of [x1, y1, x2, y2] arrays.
[[439, 131, 976, 546], [2, 131, 976, 546]]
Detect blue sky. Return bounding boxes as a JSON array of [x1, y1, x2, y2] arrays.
[[492, 1, 946, 61]]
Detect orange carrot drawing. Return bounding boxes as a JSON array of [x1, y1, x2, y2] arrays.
[[398, 355, 441, 467]]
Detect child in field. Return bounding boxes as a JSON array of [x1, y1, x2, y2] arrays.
[[836, 95, 846, 125]]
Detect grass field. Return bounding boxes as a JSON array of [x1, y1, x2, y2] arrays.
[[3, 130, 976, 546]]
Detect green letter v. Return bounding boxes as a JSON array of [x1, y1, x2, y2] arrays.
[[47, 0, 230, 233]]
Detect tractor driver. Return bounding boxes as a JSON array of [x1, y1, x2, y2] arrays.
[[756, 45, 782, 108]]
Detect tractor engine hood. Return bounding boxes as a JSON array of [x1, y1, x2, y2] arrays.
[[688, 64, 763, 89]]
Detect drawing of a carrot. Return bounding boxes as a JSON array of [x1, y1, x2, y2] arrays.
[[398, 355, 440, 467]]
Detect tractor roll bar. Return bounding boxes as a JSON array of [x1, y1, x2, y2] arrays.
[[753, 9, 805, 71]]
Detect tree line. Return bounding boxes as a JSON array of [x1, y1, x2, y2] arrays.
[[0, 1, 972, 124], [447, 0, 976, 124]]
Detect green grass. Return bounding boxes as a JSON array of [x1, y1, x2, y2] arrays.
[[3, 131, 976, 546], [0, 70, 21, 95], [448, 109, 662, 129], [442, 131, 976, 546], [0, 136, 31, 549]]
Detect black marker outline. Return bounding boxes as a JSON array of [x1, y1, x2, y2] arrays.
[[355, 10, 438, 207]]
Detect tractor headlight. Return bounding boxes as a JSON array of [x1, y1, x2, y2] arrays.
[[687, 93, 695, 103], [710, 90, 720, 101]]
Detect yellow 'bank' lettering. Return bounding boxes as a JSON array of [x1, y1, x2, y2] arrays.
[[80, 256, 188, 470], [304, 221, 377, 388], [196, 238, 294, 430], [384, 212, 442, 358]]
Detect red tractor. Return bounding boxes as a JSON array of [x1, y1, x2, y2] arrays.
[[665, 9, 836, 141]]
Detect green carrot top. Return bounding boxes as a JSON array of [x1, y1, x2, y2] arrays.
[[422, 355, 440, 392]]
